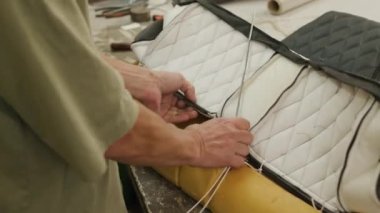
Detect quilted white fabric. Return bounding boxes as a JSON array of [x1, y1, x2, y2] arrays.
[[246, 67, 374, 211], [132, 4, 275, 114], [132, 2, 380, 212], [222, 53, 377, 211], [221, 55, 304, 122], [339, 102, 380, 213]]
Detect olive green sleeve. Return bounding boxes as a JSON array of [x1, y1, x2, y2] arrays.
[[0, 0, 138, 181]]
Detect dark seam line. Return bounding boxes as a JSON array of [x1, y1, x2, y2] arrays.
[[243, 65, 336, 213], [336, 99, 376, 211], [250, 65, 308, 130], [181, 2, 380, 211], [219, 52, 277, 117], [262, 80, 354, 164]]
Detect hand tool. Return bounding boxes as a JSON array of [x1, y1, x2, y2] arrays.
[[174, 91, 217, 119]]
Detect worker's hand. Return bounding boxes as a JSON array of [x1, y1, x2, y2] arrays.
[[120, 69, 197, 123], [185, 118, 253, 168], [106, 104, 252, 168], [155, 71, 198, 123], [102, 55, 197, 123]]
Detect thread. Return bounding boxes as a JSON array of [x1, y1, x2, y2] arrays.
[[199, 167, 231, 213], [186, 167, 229, 213], [311, 198, 327, 212], [311, 198, 317, 209], [235, 10, 256, 116], [244, 161, 257, 171], [187, 8, 256, 213]]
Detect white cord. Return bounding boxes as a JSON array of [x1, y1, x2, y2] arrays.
[[311, 198, 317, 209], [186, 167, 229, 213], [199, 167, 231, 213], [244, 161, 257, 171], [311, 198, 327, 213], [187, 9, 257, 213], [235, 10, 256, 116], [257, 161, 265, 174]]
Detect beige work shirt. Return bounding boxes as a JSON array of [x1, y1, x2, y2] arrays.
[[0, 0, 138, 212]]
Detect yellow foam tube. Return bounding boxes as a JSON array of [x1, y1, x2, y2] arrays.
[[154, 166, 317, 213]]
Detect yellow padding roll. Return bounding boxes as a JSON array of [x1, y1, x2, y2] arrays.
[[154, 166, 317, 213]]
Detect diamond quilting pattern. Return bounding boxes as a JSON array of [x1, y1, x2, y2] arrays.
[[134, 5, 380, 213], [284, 11, 380, 83], [251, 68, 373, 211], [140, 4, 274, 113], [133, 4, 380, 213]]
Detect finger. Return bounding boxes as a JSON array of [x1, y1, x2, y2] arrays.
[[180, 80, 197, 102], [175, 109, 198, 122], [232, 130, 254, 145], [164, 108, 198, 123], [163, 109, 181, 123], [177, 100, 186, 108], [169, 113, 190, 123], [228, 118, 251, 130], [234, 142, 250, 157], [230, 156, 246, 168]]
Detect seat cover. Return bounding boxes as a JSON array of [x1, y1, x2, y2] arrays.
[[132, 1, 380, 212]]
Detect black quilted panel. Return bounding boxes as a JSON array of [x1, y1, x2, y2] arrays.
[[284, 11, 380, 99]]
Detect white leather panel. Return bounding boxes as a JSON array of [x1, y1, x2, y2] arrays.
[[247, 67, 374, 211], [132, 2, 380, 212], [339, 102, 380, 213], [133, 4, 275, 114]]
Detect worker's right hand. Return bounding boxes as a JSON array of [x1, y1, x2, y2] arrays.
[[185, 118, 253, 168]]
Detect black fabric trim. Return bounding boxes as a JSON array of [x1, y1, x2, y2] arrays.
[[322, 66, 380, 101], [220, 64, 335, 211], [194, 2, 380, 211], [282, 11, 380, 101], [196, 0, 307, 65], [336, 100, 376, 211], [246, 156, 335, 213], [133, 20, 164, 43], [244, 65, 334, 213], [196, 0, 380, 100], [133, 2, 380, 211]]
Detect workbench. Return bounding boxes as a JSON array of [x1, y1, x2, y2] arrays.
[[127, 166, 206, 212]]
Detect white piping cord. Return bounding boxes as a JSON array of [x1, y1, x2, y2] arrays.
[[244, 161, 257, 171], [247, 146, 265, 174], [186, 167, 229, 213], [186, 9, 257, 213], [235, 10, 256, 117], [311, 198, 327, 212], [311, 198, 317, 210], [199, 167, 231, 213]]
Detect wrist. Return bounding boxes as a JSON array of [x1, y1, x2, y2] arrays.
[[181, 125, 203, 166]]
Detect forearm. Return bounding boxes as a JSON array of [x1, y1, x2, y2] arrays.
[[105, 103, 197, 166], [102, 55, 253, 168], [102, 54, 156, 87]]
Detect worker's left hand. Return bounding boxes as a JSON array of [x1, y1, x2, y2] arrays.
[[103, 55, 197, 123], [155, 71, 198, 123]]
